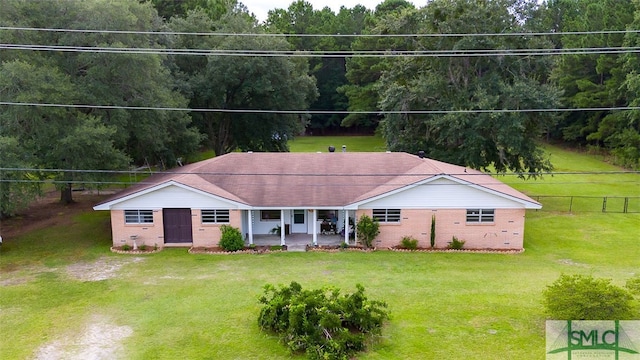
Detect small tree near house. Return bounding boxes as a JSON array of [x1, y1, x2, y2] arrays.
[[356, 214, 379, 248], [430, 215, 436, 248]]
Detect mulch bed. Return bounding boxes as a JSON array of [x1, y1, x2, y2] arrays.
[[188, 246, 286, 254], [388, 246, 525, 254], [110, 246, 162, 255], [306, 245, 376, 252]]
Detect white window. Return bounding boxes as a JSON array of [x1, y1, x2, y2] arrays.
[[466, 209, 495, 223], [124, 210, 153, 224], [372, 209, 401, 223], [201, 209, 230, 224]]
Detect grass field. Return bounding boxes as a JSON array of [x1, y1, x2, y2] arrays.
[[1, 138, 638, 359]]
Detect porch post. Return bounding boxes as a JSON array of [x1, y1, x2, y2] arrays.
[[312, 209, 317, 246], [247, 210, 254, 245], [344, 210, 349, 245], [280, 210, 285, 246], [354, 211, 358, 245]]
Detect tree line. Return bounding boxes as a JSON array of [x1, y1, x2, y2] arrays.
[[0, 0, 638, 216]]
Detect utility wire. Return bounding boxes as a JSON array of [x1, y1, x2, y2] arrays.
[[1, 101, 639, 114], [0, 179, 639, 189], [1, 26, 638, 37], [2, 43, 639, 57], [1, 167, 638, 176]]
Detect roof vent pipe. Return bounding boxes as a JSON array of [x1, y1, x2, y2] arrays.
[[342, 145, 346, 152], [328, 146, 335, 152], [418, 150, 425, 158]]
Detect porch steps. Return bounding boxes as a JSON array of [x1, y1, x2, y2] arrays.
[[286, 244, 308, 252]]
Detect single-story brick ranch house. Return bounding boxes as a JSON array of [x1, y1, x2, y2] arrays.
[[93, 151, 541, 250]]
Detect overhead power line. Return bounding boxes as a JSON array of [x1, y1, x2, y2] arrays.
[[1, 167, 638, 177], [1, 179, 638, 188], [1, 101, 639, 114], [1, 26, 638, 38], [2, 43, 639, 57]]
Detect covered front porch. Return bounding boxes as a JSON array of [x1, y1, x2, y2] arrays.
[[251, 233, 347, 251], [242, 208, 356, 247]]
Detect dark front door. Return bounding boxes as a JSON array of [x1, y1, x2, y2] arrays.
[[163, 208, 193, 243]]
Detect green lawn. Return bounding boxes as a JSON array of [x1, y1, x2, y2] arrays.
[[0, 139, 638, 359], [289, 135, 386, 152]]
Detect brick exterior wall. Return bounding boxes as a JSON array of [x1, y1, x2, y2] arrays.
[[191, 209, 242, 247], [110, 207, 525, 250], [111, 209, 164, 248], [356, 208, 525, 250], [110, 209, 244, 248]]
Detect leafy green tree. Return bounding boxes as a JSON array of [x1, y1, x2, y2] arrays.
[[612, 4, 640, 169], [150, 0, 236, 20], [170, 7, 317, 155], [0, 60, 129, 203], [543, 274, 635, 320], [0, 136, 40, 218], [266, 2, 369, 134], [545, 0, 635, 154], [377, 0, 560, 176], [0, 0, 203, 168], [339, 0, 416, 131]]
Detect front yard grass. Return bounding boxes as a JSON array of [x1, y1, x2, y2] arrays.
[[1, 141, 638, 359], [1, 210, 638, 359]]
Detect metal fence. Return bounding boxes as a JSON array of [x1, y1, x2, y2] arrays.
[[533, 196, 640, 213]]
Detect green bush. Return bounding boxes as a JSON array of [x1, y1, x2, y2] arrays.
[[121, 244, 132, 251], [258, 281, 389, 360], [218, 225, 245, 252], [626, 275, 640, 296], [356, 214, 379, 248], [400, 236, 419, 250], [543, 274, 635, 320], [448, 236, 465, 250]]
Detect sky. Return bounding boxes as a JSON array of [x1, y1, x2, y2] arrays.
[[241, 0, 419, 22]]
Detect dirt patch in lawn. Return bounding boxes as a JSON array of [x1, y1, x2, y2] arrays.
[[66, 257, 146, 282], [33, 315, 133, 360]]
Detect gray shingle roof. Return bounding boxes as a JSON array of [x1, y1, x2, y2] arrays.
[[96, 152, 539, 208]]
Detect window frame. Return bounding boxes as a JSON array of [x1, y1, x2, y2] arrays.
[[201, 209, 230, 224], [372, 209, 401, 223], [260, 210, 281, 221], [466, 209, 495, 223], [124, 210, 154, 224]]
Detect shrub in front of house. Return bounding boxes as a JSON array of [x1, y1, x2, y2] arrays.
[[448, 236, 465, 250], [543, 274, 635, 320], [218, 225, 245, 252], [356, 214, 379, 248], [400, 236, 419, 250], [626, 274, 640, 296], [258, 281, 389, 360]]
